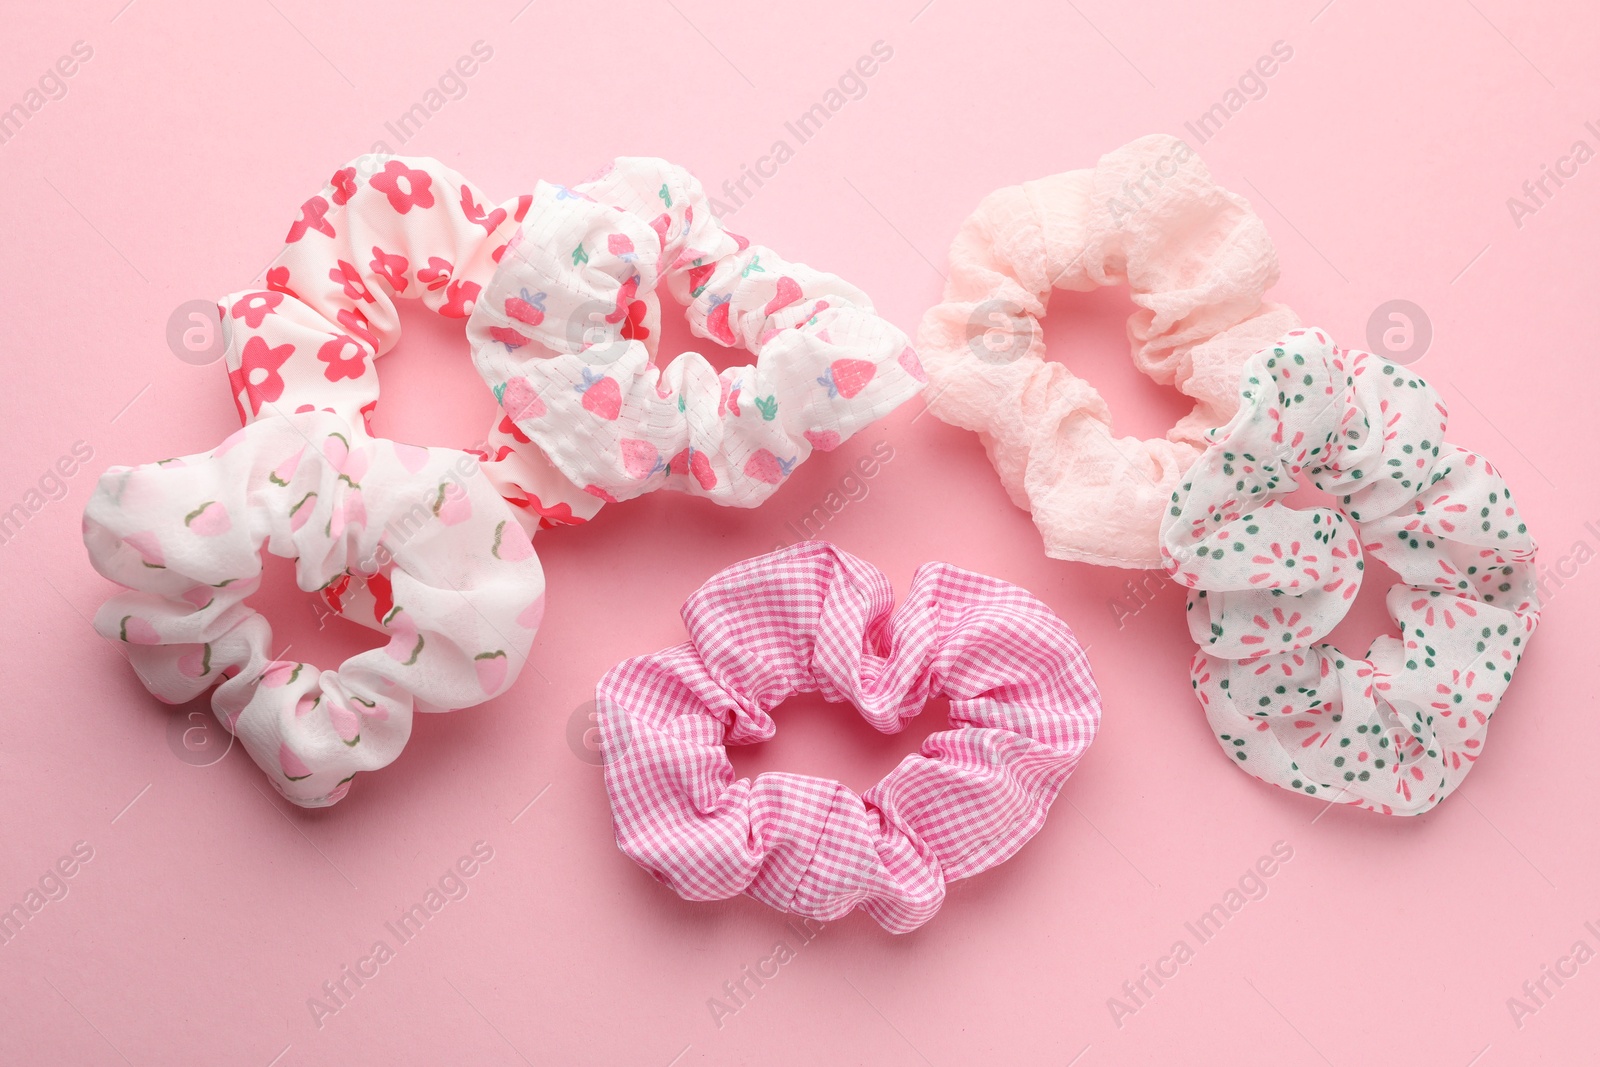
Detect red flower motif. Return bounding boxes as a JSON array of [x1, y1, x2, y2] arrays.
[[322, 573, 352, 613], [1239, 607, 1314, 654], [440, 279, 480, 318], [330, 260, 376, 304], [467, 444, 515, 464], [620, 299, 650, 341], [497, 413, 530, 443], [369, 246, 409, 293], [228, 336, 294, 416], [522, 495, 587, 530], [317, 334, 369, 382], [1294, 707, 1333, 749], [369, 160, 434, 214], [417, 257, 452, 291], [265, 266, 299, 299], [286, 195, 334, 243], [337, 307, 378, 351], [230, 291, 283, 328], [460, 185, 507, 234], [329, 166, 358, 205]]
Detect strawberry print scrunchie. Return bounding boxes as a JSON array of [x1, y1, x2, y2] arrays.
[[467, 158, 927, 506], [917, 133, 1299, 569], [1160, 329, 1540, 815], [596, 542, 1101, 933], [84, 412, 545, 807]]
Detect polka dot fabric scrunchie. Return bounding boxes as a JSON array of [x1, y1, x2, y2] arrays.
[[596, 541, 1100, 933], [467, 158, 927, 507], [1160, 329, 1540, 815]]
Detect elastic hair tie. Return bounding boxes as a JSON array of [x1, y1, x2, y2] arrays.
[[84, 413, 545, 807], [596, 541, 1100, 933], [1161, 329, 1541, 815], [221, 155, 603, 530], [468, 158, 927, 508], [916, 133, 1299, 569]]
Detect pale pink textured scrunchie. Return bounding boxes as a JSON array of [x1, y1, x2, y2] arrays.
[[596, 542, 1101, 933], [917, 133, 1299, 569]]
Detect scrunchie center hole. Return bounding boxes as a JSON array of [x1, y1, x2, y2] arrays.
[[1279, 480, 1406, 658], [1039, 287, 1192, 441], [360, 303, 499, 451], [724, 692, 953, 795], [247, 552, 389, 666]]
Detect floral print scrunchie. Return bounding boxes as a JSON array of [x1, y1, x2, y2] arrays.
[[1161, 329, 1540, 815]]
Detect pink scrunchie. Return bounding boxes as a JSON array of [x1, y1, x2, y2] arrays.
[[596, 542, 1101, 933], [917, 134, 1299, 569]]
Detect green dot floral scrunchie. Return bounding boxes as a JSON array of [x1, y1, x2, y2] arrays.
[[1160, 328, 1540, 816]]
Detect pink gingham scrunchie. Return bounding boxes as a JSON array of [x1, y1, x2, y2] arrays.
[[596, 542, 1101, 933], [1161, 329, 1541, 815]]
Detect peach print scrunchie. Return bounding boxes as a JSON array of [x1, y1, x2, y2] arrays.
[[84, 413, 544, 808], [917, 134, 1298, 569]]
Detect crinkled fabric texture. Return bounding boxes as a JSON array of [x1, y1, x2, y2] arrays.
[[220, 155, 602, 532], [918, 133, 1299, 569], [467, 158, 927, 507], [84, 412, 545, 807], [596, 541, 1100, 933], [1160, 329, 1540, 815]]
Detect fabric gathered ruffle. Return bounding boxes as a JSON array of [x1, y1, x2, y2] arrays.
[[1160, 328, 1540, 815], [917, 133, 1298, 569], [467, 158, 928, 509], [84, 412, 545, 807], [596, 542, 1100, 933]]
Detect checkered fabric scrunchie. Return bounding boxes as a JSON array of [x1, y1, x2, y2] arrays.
[[595, 541, 1101, 933]]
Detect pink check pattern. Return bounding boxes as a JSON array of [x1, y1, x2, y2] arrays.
[[596, 542, 1101, 934]]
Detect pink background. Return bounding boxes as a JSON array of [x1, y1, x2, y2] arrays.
[[3, 0, 1597, 1063]]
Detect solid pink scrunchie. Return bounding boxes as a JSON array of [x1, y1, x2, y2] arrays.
[[917, 133, 1299, 569], [596, 541, 1101, 933]]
